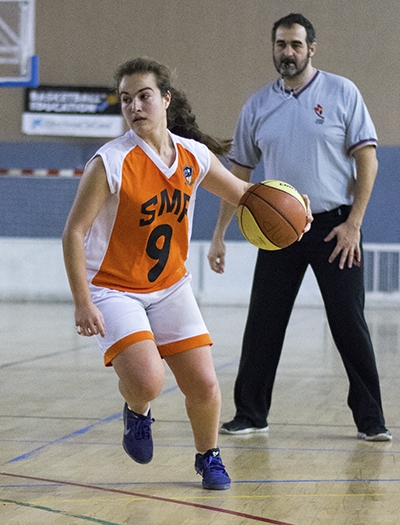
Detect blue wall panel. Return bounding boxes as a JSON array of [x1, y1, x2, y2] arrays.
[[0, 141, 103, 170], [364, 147, 400, 243], [193, 147, 400, 243], [0, 177, 79, 238], [0, 142, 399, 242]]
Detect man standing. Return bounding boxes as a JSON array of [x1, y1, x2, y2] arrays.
[[208, 13, 391, 441]]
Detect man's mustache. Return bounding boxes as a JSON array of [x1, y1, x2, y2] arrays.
[[280, 58, 296, 66]]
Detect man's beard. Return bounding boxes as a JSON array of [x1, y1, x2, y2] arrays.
[[274, 53, 310, 79]]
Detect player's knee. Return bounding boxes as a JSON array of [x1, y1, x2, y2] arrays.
[[120, 377, 162, 402], [191, 374, 221, 403]]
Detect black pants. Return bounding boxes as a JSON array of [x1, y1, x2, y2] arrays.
[[233, 206, 386, 433]]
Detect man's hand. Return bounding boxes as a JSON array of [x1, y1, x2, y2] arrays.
[[324, 220, 361, 269]]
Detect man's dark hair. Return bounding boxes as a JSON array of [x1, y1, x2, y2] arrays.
[[271, 13, 316, 46]]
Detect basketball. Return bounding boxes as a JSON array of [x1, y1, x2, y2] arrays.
[[236, 180, 307, 250]]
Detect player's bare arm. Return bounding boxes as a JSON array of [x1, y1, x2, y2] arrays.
[[62, 156, 110, 336], [201, 153, 251, 207]]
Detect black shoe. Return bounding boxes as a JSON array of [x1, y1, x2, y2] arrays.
[[357, 427, 392, 442], [220, 417, 268, 435]]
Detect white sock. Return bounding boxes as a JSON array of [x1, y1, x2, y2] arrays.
[[128, 405, 150, 417]]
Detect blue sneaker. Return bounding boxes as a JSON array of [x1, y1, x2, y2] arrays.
[[195, 448, 231, 490], [122, 403, 154, 464]]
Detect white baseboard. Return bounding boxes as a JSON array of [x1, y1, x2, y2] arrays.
[[0, 238, 398, 307]]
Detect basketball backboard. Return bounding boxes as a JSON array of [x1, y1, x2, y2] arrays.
[[0, 0, 39, 87]]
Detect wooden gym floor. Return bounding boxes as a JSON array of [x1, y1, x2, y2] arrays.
[[0, 301, 399, 524]]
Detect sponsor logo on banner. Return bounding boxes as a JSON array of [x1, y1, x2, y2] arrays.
[[22, 86, 124, 137]]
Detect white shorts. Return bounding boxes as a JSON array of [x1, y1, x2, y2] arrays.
[[89, 273, 212, 366]]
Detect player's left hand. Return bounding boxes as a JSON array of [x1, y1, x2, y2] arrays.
[[324, 220, 361, 269]]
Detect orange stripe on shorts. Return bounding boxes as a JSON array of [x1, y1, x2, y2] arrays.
[[158, 334, 213, 357], [104, 330, 155, 366]]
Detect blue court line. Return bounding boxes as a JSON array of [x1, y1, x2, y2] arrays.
[[6, 412, 121, 464], [3, 379, 185, 465], [2, 472, 398, 525], [2, 478, 400, 490], [4, 439, 399, 456], [3, 355, 397, 464], [235, 478, 400, 484], [4, 419, 398, 465], [4, 423, 399, 464]]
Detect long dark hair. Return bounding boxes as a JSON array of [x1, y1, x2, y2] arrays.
[[114, 57, 231, 156]]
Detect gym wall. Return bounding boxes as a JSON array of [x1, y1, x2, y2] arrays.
[[0, 0, 399, 302]]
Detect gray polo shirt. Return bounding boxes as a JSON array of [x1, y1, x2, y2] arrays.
[[229, 70, 377, 213]]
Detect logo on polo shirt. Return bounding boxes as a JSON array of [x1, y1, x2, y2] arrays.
[[314, 104, 325, 124]]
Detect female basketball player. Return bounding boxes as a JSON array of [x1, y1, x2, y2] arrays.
[[62, 57, 310, 490]]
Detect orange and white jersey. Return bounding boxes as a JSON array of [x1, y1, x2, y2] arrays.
[[85, 129, 210, 293]]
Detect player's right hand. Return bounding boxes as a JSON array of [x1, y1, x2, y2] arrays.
[[75, 302, 106, 337]]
